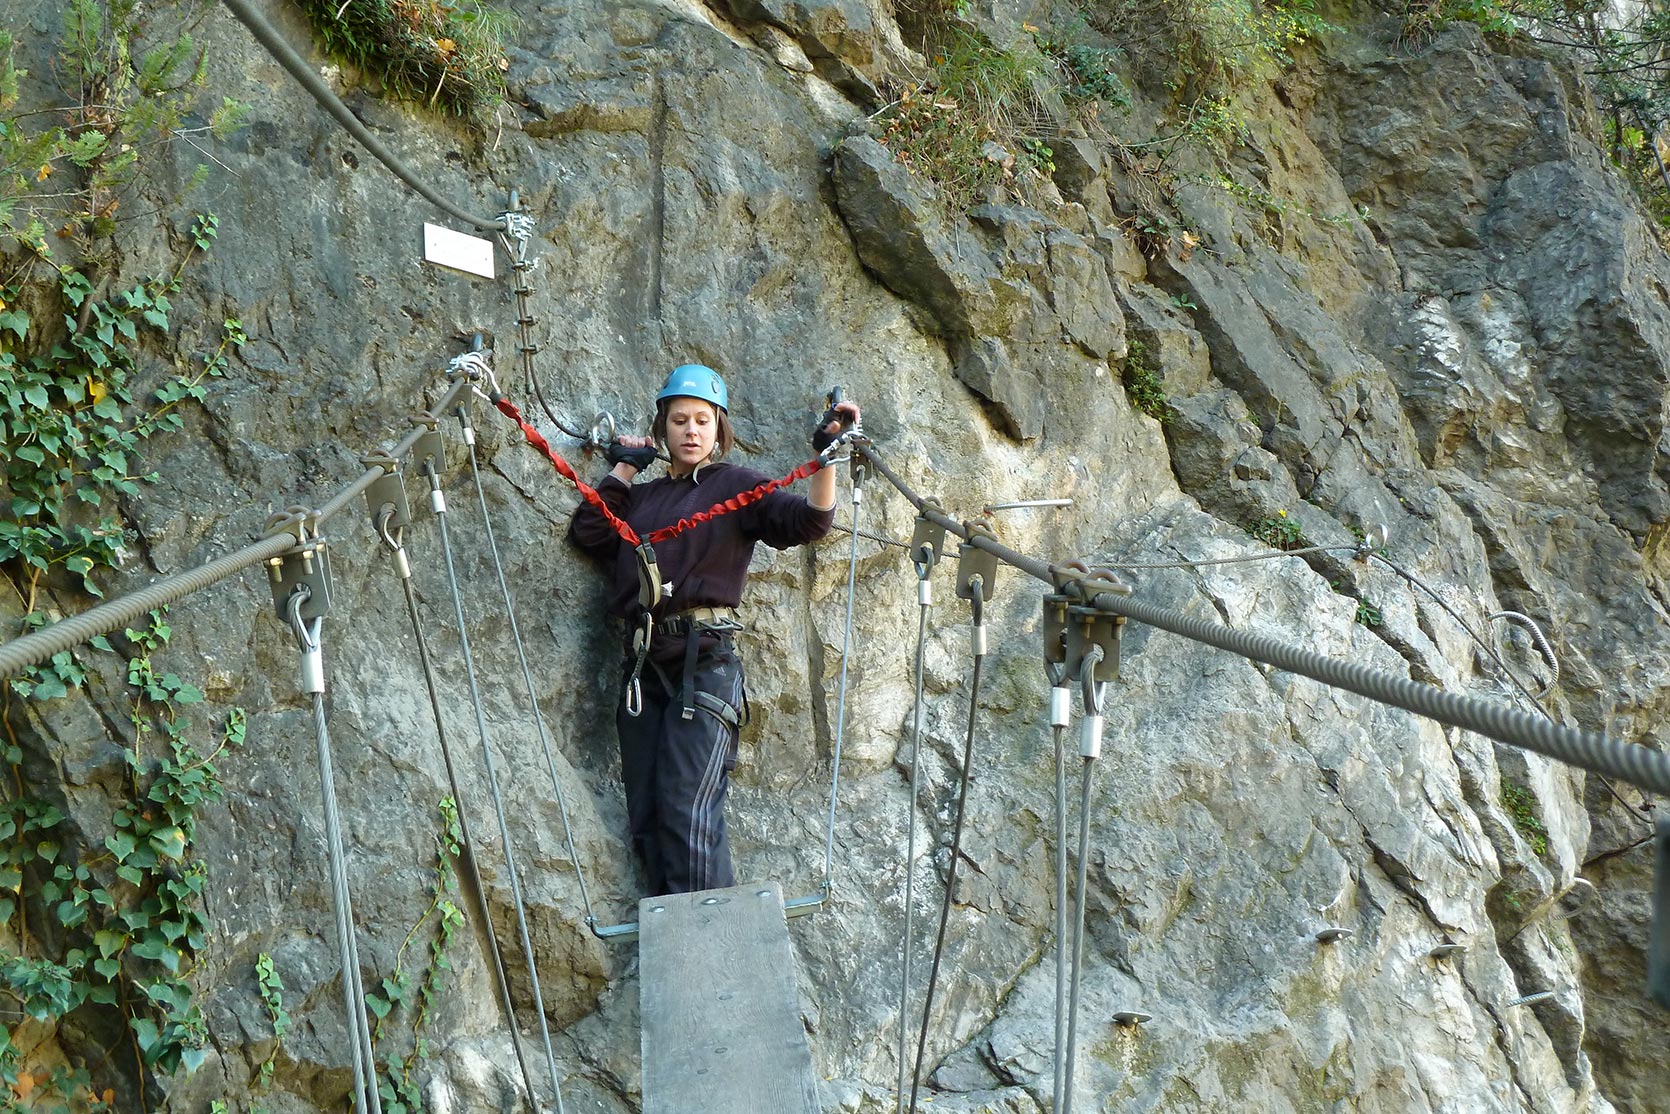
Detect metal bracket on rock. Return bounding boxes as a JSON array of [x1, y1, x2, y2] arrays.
[[410, 414, 446, 481], [361, 449, 413, 537], [955, 524, 1001, 606], [262, 507, 334, 624], [910, 500, 948, 569]]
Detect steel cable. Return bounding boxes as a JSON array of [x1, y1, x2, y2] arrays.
[[824, 473, 865, 894], [377, 514, 541, 1108], [288, 598, 381, 1114], [854, 444, 1670, 798], [457, 412, 599, 930], [217, 0, 507, 232], [908, 590, 988, 1114], [0, 377, 472, 679], [1049, 699, 1068, 1113], [894, 551, 935, 1114], [1060, 663, 1104, 1114], [430, 467, 567, 1113]]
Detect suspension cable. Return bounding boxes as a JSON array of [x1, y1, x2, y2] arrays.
[[894, 545, 937, 1114], [908, 577, 991, 1114], [823, 462, 865, 895], [285, 591, 382, 1114], [1060, 654, 1105, 1114], [373, 509, 541, 1108], [0, 377, 473, 679], [426, 460, 568, 1113], [854, 444, 1670, 799], [455, 406, 600, 929], [217, 0, 507, 233], [1046, 658, 1070, 1114]]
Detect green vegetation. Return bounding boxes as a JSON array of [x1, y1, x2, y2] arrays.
[[1120, 337, 1176, 423], [1354, 599, 1384, 628], [1501, 781, 1550, 857], [0, 611, 246, 1102], [2, 1, 249, 1103], [1248, 508, 1306, 550], [295, 0, 514, 121], [370, 798, 467, 1113], [877, 25, 1058, 210]]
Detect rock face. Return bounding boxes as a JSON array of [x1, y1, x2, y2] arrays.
[[5, 0, 1669, 1111]]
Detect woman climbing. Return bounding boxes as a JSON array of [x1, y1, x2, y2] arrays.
[[567, 364, 861, 896]]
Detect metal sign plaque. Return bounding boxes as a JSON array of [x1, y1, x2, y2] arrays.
[[422, 222, 495, 279]]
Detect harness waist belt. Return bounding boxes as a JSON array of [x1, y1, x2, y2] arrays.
[[655, 606, 740, 636]]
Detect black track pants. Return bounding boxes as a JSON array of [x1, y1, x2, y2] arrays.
[[617, 637, 745, 895]]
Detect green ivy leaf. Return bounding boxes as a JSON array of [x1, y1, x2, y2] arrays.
[[106, 830, 136, 861]]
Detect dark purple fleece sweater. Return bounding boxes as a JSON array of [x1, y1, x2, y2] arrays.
[[567, 462, 835, 620]]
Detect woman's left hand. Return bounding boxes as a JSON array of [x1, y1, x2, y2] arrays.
[[813, 399, 861, 452]]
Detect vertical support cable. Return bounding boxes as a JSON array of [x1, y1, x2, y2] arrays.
[[375, 513, 541, 1109], [895, 550, 935, 1113], [908, 583, 989, 1114], [823, 468, 865, 895], [1048, 666, 1071, 1114], [1061, 657, 1105, 1114], [457, 410, 599, 929], [1650, 814, 1670, 1008], [288, 598, 383, 1114], [428, 464, 568, 1114]]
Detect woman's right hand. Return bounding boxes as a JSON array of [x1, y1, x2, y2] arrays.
[[607, 435, 658, 475]]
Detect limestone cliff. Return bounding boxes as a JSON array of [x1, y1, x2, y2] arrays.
[[3, 0, 1667, 1110]]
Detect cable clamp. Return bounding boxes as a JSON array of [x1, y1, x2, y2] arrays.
[[267, 522, 334, 636], [501, 210, 535, 250], [1066, 602, 1122, 685]]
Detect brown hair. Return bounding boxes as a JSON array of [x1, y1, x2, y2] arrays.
[[653, 398, 734, 463]]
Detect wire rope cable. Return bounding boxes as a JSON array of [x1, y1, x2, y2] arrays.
[[217, 0, 507, 232], [853, 444, 1670, 799], [287, 596, 382, 1114], [457, 411, 599, 928], [908, 588, 989, 1114], [894, 548, 935, 1114], [1060, 661, 1105, 1114], [375, 512, 541, 1108], [1048, 666, 1070, 1114], [0, 377, 472, 680], [823, 473, 865, 894], [431, 466, 568, 1113]]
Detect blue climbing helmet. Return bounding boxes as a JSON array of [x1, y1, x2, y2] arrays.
[[656, 363, 728, 412]]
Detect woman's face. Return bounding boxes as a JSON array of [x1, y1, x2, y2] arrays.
[[665, 397, 718, 473]]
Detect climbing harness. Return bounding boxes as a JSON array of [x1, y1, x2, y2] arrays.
[[425, 441, 568, 1113], [363, 450, 544, 1110], [894, 508, 946, 1114], [908, 532, 998, 1114], [265, 514, 383, 1114]]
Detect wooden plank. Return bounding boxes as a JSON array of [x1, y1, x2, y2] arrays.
[[639, 881, 820, 1114]]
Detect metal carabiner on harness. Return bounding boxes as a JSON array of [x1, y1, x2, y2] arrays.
[[625, 613, 653, 719]]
